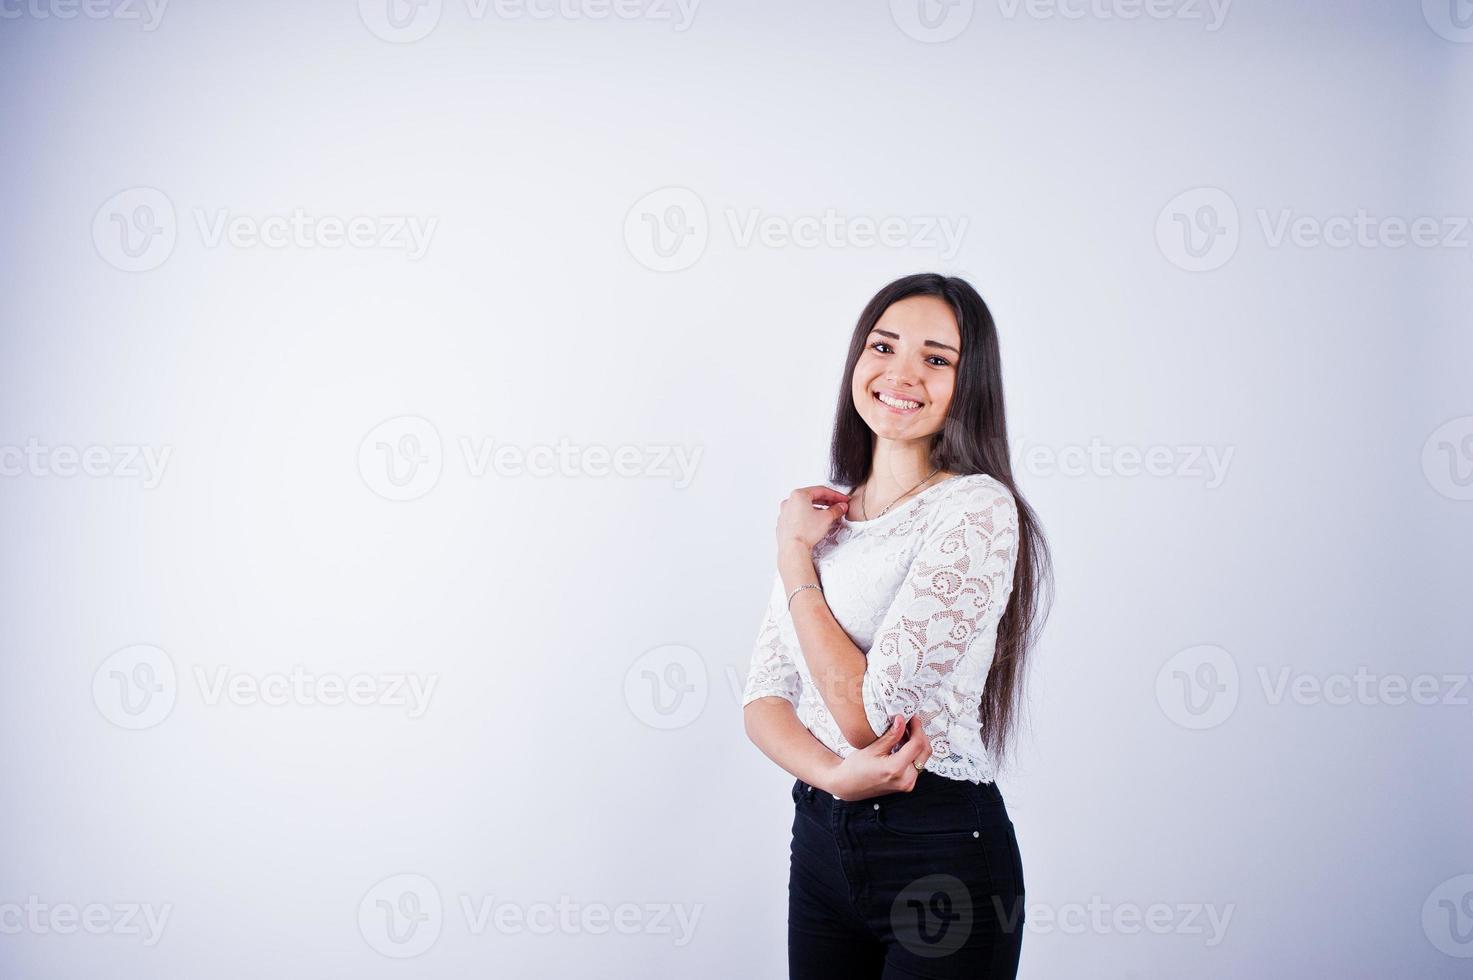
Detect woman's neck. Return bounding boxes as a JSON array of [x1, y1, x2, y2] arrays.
[[859, 438, 949, 516]]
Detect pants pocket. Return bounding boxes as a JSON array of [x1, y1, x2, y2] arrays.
[[871, 790, 982, 841]]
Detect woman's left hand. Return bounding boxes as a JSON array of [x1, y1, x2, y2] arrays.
[[776, 485, 850, 553]]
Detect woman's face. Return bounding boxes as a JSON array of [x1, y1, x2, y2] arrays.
[[850, 294, 961, 443]]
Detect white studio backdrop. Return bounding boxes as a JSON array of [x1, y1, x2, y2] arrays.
[[1, 1, 1469, 977]]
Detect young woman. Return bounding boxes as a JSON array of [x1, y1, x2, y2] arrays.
[[741, 272, 1052, 979]]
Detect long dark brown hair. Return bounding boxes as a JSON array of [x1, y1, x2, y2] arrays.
[[828, 272, 1053, 767]]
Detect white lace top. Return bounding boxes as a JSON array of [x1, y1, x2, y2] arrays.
[[741, 472, 1020, 784]]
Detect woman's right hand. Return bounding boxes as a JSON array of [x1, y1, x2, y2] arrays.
[[826, 713, 933, 801]]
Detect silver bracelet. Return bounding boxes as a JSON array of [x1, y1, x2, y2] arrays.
[[786, 582, 822, 610]]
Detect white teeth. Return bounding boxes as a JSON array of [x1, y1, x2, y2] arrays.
[[877, 392, 921, 410]]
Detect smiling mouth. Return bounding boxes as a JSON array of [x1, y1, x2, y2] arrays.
[[874, 390, 923, 412]]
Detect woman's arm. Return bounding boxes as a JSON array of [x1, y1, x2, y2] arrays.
[[741, 697, 844, 792], [743, 696, 929, 801], [740, 550, 935, 801], [781, 478, 1021, 753], [739, 569, 855, 792], [778, 543, 880, 750]]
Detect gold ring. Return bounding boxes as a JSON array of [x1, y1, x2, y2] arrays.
[[913, 761, 925, 772]]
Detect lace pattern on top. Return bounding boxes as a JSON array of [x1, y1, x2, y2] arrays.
[[741, 473, 1020, 783]]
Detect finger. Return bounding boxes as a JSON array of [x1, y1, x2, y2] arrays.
[[909, 714, 931, 760], [872, 713, 905, 752], [880, 713, 904, 745], [900, 719, 933, 768], [799, 486, 851, 506]]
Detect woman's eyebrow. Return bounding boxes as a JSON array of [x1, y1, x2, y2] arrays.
[[869, 328, 960, 355]]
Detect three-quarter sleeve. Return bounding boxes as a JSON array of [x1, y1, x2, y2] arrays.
[[740, 571, 802, 708], [859, 479, 1020, 741]]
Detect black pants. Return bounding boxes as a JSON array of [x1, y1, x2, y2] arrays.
[[787, 771, 1025, 979]]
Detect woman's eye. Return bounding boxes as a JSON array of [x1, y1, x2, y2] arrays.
[[870, 341, 950, 367]]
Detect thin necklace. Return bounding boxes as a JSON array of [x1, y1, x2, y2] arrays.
[[859, 465, 940, 520]]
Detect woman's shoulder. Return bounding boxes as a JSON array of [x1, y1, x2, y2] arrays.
[[939, 470, 1011, 499], [934, 472, 1018, 520]]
